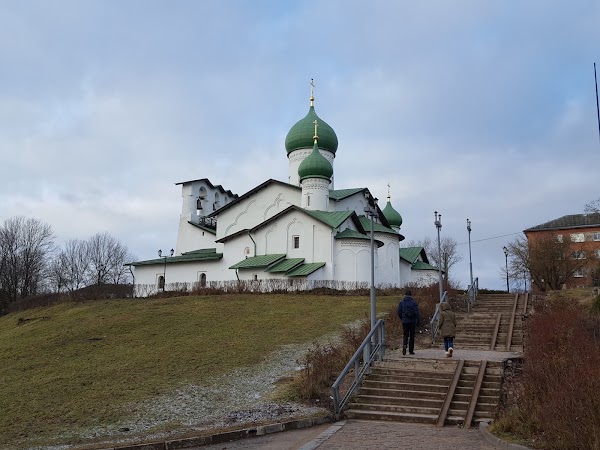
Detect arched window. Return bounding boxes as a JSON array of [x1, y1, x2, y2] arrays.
[[200, 273, 207, 287], [158, 275, 165, 290]]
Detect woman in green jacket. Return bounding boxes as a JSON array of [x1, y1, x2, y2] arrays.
[[438, 302, 456, 357]]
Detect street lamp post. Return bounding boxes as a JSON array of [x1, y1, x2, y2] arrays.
[[467, 219, 473, 289], [158, 248, 174, 291], [503, 246, 509, 294], [434, 211, 443, 302], [364, 193, 379, 333]]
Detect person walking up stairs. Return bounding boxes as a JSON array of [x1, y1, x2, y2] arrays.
[[397, 290, 421, 356], [439, 302, 456, 357]]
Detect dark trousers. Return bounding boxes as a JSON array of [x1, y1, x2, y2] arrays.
[[402, 322, 416, 353]]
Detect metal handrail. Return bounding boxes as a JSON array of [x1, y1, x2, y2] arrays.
[[466, 277, 479, 313], [430, 291, 449, 344], [331, 319, 385, 417]]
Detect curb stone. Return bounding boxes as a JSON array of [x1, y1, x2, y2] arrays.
[[107, 415, 333, 450], [479, 421, 532, 450]]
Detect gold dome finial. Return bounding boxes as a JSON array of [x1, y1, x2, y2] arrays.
[[313, 119, 319, 142], [387, 182, 391, 201], [310, 78, 315, 106]]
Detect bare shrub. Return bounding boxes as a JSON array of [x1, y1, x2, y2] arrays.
[[493, 301, 600, 449]]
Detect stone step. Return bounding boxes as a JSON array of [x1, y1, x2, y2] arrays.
[[344, 409, 438, 424], [368, 373, 452, 385], [353, 394, 444, 409], [362, 380, 449, 393], [347, 401, 440, 416], [359, 387, 446, 400]]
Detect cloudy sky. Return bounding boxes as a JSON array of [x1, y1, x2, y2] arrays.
[[1, 0, 599, 290]]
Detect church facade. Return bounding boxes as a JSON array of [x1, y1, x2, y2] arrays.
[[129, 87, 439, 294]]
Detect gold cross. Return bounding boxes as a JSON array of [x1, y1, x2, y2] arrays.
[[310, 79, 315, 105], [387, 182, 391, 200]]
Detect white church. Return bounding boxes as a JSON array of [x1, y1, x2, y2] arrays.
[[129, 86, 440, 294]]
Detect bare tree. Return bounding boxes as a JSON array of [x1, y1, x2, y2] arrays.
[[584, 198, 600, 214], [60, 239, 90, 293], [86, 232, 133, 285], [404, 236, 463, 285], [506, 234, 587, 291], [0, 216, 54, 310]]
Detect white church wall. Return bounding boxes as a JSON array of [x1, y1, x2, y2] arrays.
[[214, 184, 300, 241], [334, 240, 374, 283], [399, 260, 413, 286], [411, 270, 440, 287], [376, 233, 400, 287], [332, 195, 369, 217], [175, 225, 221, 255]]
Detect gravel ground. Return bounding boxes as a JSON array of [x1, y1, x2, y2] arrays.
[[31, 341, 333, 450]]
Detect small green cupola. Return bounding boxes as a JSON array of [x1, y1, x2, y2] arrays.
[[298, 122, 333, 182], [285, 81, 338, 155], [382, 186, 402, 228]]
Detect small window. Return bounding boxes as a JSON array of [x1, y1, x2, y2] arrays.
[[573, 251, 586, 260], [293, 236, 300, 249], [244, 247, 251, 256], [593, 232, 600, 241], [596, 249, 600, 259], [307, 195, 310, 206], [570, 233, 585, 242], [573, 268, 585, 278], [253, 274, 258, 281], [556, 234, 563, 243]]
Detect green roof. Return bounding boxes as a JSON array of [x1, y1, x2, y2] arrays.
[[382, 199, 402, 228], [285, 262, 326, 276], [304, 210, 354, 229], [399, 247, 424, 264], [358, 216, 399, 235], [128, 249, 222, 266], [285, 105, 338, 155], [298, 140, 333, 181], [229, 254, 286, 269], [329, 188, 365, 201], [265, 258, 305, 273], [411, 261, 439, 271]]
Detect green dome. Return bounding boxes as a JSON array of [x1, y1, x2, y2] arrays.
[[298, 140, 333, 181], [382, 199, 402, 228], [285, 106, 338, 155]]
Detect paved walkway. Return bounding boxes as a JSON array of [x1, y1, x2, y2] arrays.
[[190, 420, 497, 450], [385, 347, 522, 362], [190, 349, 521, 450]]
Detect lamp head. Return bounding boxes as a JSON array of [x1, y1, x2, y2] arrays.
[[170, 248, 174, 257], [158, 249, 162, 257]]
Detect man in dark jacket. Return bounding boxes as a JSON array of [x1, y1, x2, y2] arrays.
[[397, 289, 421, 355]]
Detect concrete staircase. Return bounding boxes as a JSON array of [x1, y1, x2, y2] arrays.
[[342, 293, 526, 428], [436, 293, 529, 352], [345, 359, 456, 424], [444, 360, 503, 427]]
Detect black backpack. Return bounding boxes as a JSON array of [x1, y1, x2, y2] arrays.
[[402, 301, 415, 319]]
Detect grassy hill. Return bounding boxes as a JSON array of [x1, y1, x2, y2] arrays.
[[0, 293, 400, 449]]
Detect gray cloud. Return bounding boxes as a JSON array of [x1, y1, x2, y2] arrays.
[[1, 0, 599, 288]]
